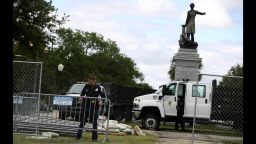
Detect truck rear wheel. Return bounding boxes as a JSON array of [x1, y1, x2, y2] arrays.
[[142, 114, 160, 130]]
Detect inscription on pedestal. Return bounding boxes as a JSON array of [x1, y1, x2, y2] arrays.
[[175, 66, 198, 81]]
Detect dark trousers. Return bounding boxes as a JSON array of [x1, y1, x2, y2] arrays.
[[175, 112, 185, 130], [187, 33, 194, 42], [76, 105, 99, 140]]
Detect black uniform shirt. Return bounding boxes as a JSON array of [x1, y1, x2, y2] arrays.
[[80, 84, 105, 107]]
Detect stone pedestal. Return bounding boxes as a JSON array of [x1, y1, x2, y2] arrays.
[[173, 48, 202, 81]]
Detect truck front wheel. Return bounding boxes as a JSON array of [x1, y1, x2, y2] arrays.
[[142, 114, 160, 130]]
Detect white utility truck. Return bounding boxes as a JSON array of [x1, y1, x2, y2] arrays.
[[132, 80, 212, 130]]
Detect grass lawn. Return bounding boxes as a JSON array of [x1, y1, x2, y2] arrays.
[[13, 121, 243, 144], [13, 132, 157, 144]]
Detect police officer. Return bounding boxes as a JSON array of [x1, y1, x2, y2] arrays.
[[75, 74, 105, 141], [175, 96, 185, 131]]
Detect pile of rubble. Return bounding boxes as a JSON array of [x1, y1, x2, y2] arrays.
[[101, 120, 145, 136], [84, 118, 145, 136]]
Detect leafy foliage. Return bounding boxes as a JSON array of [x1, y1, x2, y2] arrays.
[[218, 64, 243, 88], [13, 0, 69, 61], [41, 28, 150, 93], [13, 1, 153, 93], [226, 64, 243, 77]]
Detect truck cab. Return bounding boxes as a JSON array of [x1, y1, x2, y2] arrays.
[[132, 80, 212, 130]]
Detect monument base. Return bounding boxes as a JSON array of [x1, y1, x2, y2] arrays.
[[173, 48, 202, 81]]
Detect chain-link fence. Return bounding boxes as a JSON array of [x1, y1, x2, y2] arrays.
[[13, 61, 43, 135], [13, 61, 42, 93], [191, 74, 243, 143]]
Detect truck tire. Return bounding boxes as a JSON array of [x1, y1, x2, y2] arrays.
[[142, 114, 160, 130]]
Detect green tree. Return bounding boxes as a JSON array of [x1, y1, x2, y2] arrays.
[[227, 64, 243, 77], [219, 64, 243, 88], [13, 0, 69, 61], [41, 28, 148, 93]]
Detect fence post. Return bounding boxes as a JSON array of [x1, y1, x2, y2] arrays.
[[35, 62, 43, 136], [103, 99, 111, 143], [191, 72, 200, 144]]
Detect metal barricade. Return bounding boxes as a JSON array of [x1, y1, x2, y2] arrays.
[[13, 93, 111, 143]]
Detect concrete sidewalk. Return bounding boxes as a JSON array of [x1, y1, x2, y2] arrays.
[[143, 130, 243, 144]]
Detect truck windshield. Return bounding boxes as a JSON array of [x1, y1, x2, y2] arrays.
[[67, 84, 85, 94], [154, 87, 162, 94]]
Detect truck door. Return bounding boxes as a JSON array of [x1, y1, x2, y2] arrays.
[[185, 84, 211, 118], [163, 83, 177, 116]]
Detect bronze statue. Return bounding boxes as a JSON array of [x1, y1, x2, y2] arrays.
[[179, 3, 206, 49], [184, 3, 206, 42]]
